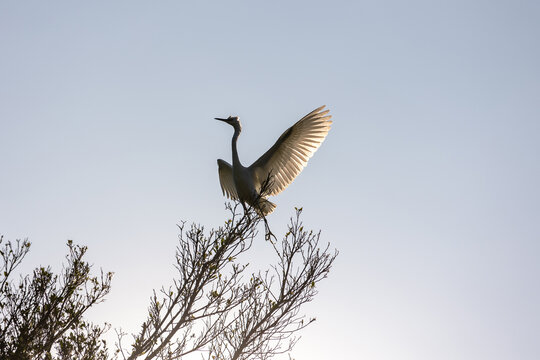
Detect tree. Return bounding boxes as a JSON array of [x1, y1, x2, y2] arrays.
[[0, 236, 113, 360], [1, 204, 337, 360], [119, 205, 337, 360]]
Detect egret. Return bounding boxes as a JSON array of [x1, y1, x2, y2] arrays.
[[215, 105, 332, 215]]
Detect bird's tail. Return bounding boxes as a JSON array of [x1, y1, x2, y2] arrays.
[[256, 198, 276, 216]]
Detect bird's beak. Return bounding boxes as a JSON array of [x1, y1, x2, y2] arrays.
[[215, 117, 228, 122]]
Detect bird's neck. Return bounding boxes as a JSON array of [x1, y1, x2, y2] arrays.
[[231, 128, 242, 167]]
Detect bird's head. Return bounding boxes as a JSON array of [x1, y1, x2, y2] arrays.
[[215, 116, 242, 132]]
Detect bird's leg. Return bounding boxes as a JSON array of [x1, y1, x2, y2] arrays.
[[240, 201, 250, 219], [262, 215, 277, 243]]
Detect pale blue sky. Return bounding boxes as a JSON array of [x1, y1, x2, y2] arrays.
[[1, 1, 539, 359]]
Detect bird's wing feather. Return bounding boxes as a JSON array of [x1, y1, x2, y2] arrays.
[[217, 159, 239, 200], [248, 105, 332, 196]]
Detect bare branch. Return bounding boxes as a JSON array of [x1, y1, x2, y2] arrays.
[[122, 206, 337, 360]]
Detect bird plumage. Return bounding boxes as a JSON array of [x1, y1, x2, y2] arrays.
[[216, 105, 332, 215]]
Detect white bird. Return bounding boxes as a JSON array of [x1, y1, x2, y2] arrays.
[[215, 105, 332, 215]]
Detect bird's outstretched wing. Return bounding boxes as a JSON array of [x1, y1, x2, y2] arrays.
[[248, 105, 332, 196], [217, 159, 239, 200]]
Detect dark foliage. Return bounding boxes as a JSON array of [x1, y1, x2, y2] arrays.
[[0, 236, 112, 360]]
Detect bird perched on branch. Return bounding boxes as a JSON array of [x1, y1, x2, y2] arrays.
[[215, 105, 332, 216]]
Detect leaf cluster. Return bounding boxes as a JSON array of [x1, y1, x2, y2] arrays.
[[0, 236, 113, 360]]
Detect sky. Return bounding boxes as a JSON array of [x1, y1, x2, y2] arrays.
[[1, 1, 539, 359]]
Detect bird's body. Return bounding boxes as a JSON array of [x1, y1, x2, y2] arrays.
[[216, 105, 332, 215]]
